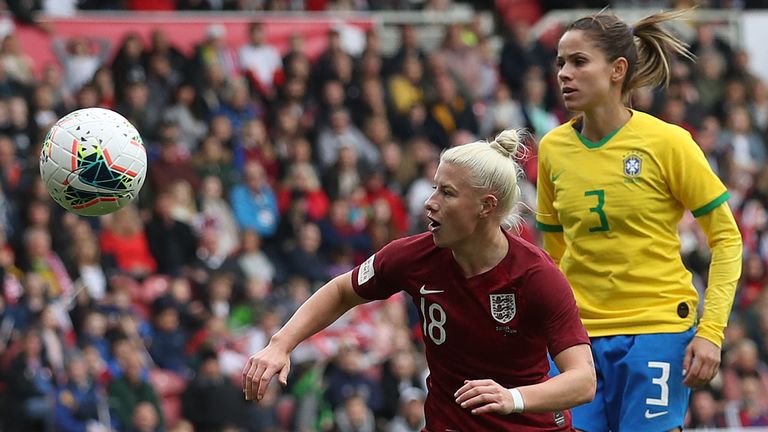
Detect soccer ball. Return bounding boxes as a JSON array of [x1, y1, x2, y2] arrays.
[[39, 107, 148, 216]]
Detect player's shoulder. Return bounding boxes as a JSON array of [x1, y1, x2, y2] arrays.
[[539, 119, 575, 147], [386, 231, 434, 250], [505, 232, 572, 295], [380, 232, 437, 261], [505, 230, 558, 269], [629, 110, 692, 141], [373, 232, 444, 280]]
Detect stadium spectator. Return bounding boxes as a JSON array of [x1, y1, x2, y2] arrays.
[[148, 121, 201, 193], [195, 63, 229, 120], [193, 136, 240, 193], [114, 75, 161, 141], [0, 34, 34, 86], [687, 388, 727, 428], [129, 401, 162, 432], [387, 24, 426, 77], [99, 205, 157, 278], [520, 66, 561, 138], [355, 77, 390, 128], [181, 349, 249, 431], [142, 28, 188, 80], [111, 33, 146, 104], [388, 54, 425, 118], [19, 225, 73, 298], [277, 162, 330, 221], [238, 22, 283, 100], [379, 349, 426, 421], [5, 329, 55, 430], [37, 304, 70, 375], [233, 118, 279, 181], [52, 36, 111, 95], [721, 338, 768, 410], [144, 191, 198, 277], [213, 78, 261, 137], [720, 104, 767, 176], [196, 175, 240, 256], [164, 83, 208, 148], [499, 19, 553, 97], [723, 375, 768, 426], [284, 221, 331, 287], [189, 24, 239, 83], [232, 228, 276, 285], [147, 299, 189, 375], [333, 393, 378, 432], [386, 386, 426, 432], [145, 53, 181, 115], [0, 133, 29, 202], [424, 73, 478, 149], [54, 354, 102, 431], [694, 49, 728, 116], [229, 160, 280, 239]]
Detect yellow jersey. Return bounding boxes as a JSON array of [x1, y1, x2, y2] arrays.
[[536, 110, 732, 337]]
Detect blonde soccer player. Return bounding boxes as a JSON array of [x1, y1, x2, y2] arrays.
[[244, 129, 595, 430]]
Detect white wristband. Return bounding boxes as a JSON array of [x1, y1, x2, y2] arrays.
[[508, 387, 525, 413]]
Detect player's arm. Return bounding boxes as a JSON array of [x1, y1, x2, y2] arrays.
[[454, 344, 595, 414], [694, 202, 742, 345], [535, 142, 566, 264], [242, 271, 368, 401], [684, 202, 742, 387], [521, 343, 595, 412], [663, 128, 741, 348], [541, 232, 566, 265]]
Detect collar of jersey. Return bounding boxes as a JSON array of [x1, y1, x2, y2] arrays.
[[572, 120, 625, 149]]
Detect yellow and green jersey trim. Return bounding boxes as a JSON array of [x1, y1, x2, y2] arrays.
[[692, 191, 730, 218]]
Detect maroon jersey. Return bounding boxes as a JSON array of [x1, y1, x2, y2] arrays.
[[352, 230, 589, 431]]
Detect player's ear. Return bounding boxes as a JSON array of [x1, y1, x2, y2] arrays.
[[479, 194, 498, 217], [611, 57, 628, 84]]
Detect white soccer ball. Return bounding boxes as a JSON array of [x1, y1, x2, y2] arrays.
[[39, 107, 148, 216]]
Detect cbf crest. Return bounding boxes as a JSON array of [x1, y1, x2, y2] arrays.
[[490, 294, 516, 323], [623, 152, 643, 178]]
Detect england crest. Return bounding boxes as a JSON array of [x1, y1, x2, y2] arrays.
[[623, 153, 642, 178], [490, 294, 516, 323]]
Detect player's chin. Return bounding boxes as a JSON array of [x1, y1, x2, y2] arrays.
[[562, 99, 584, 112], [429, 232, 445, 247]]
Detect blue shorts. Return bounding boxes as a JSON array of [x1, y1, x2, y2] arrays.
[[549, 327, 695, 432]]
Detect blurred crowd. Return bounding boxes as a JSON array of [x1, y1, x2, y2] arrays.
[[0, 1, 767, 431]]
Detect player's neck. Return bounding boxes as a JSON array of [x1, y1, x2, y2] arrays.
[[581, 104, 632, 142], [451, 227, 509, 278]]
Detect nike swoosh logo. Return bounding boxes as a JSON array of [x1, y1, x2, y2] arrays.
[[419, 285, 444, 295], [644, 409, 668, 419], [551, 171, 563, 182], [66, 169, 125, 195]]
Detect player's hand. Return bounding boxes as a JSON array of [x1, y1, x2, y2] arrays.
[[454, 379, 515, 415], [242, 343, 291, 402], [683, 336, 721, 388]]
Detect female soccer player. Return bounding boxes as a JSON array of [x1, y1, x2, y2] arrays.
[[537, 10, 743, 432], [243, 129, 595, 430]]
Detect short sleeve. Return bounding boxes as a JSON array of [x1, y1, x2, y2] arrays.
[[526, 262, 590, 356], [536, 137, 563, 231], [663, 128, 728, 217], [351, 241, 402, 301]]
